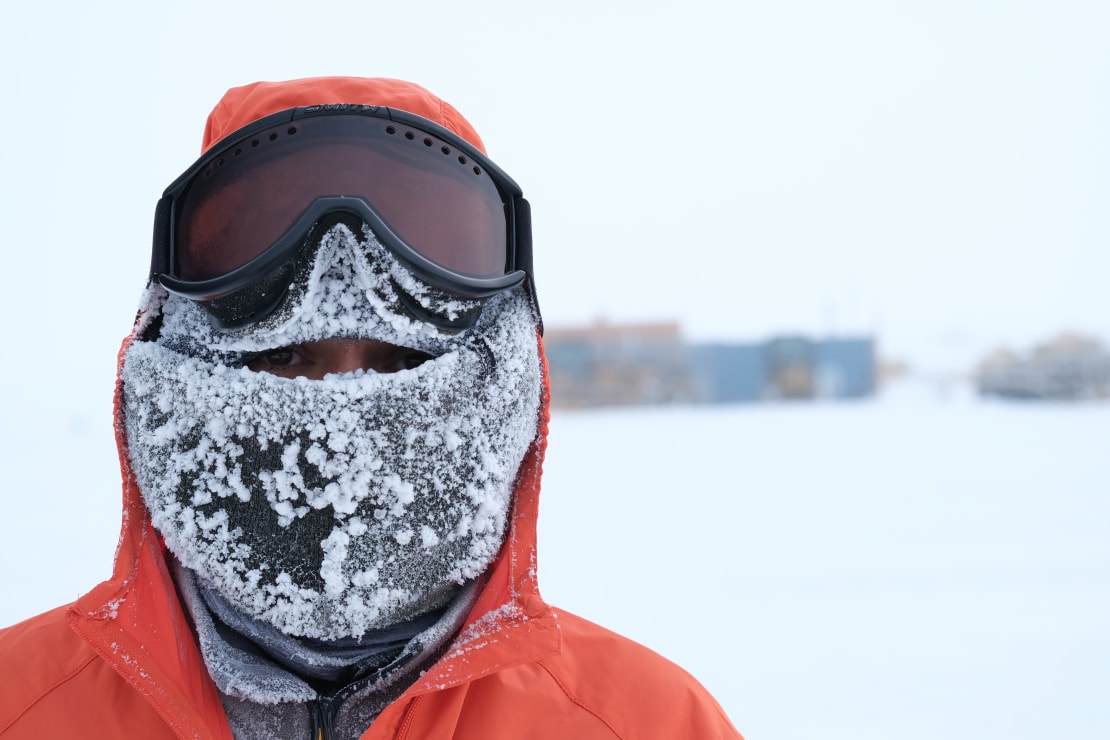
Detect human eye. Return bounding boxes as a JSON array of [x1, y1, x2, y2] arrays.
[[382, 348, 434, 373], [244, 346, 303, 375]]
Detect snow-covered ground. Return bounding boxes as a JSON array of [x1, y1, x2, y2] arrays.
[[3, 383, 1107, 739], [539, 386, 1110, 739]]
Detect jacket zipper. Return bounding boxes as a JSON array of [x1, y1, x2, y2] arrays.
[[309, 675, 377, 740], [308, 661, 419, 739], [310, 695, 337, 740]]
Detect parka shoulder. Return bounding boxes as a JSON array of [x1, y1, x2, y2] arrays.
[[535, 609, 741, 739], [388, 608, 742, 740], [0, 605, 173, 738]]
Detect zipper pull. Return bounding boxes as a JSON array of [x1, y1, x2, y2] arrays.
[[310, 696, 337, 740]]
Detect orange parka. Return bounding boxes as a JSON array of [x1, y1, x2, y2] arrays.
[[0, 78, 742, 740]]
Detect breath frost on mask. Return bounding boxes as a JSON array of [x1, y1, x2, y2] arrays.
[[121, 223, 542, 639]]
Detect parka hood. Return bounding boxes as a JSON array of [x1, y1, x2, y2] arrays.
[[200, 76, 488, 154]]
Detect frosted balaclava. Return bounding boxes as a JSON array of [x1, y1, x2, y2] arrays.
[[121, 219, 542, 640]]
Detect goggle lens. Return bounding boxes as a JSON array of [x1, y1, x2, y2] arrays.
[[173, 114, 511, 283]]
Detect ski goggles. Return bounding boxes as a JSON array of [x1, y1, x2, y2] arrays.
[[149, 104, 536, 330]]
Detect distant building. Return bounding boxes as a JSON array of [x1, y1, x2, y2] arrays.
[[814, 338, 877, 399], [687, 343, 765, 403], [690, 335, 875, 403], [544, 321, 696, 408], [544, 321, 876, 408], [977, 334, 1110, 400]]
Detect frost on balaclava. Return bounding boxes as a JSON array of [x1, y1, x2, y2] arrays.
[[121, 221, 542, 640]]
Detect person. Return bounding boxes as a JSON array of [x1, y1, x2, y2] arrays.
[[0, 76, 741, 739]]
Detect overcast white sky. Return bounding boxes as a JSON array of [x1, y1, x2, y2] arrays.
[[1, 0, 1107, 432], [4, 1, 1108, 375]]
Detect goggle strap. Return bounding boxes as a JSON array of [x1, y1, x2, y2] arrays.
[[513, 197, 533, 276], [150, 197, 172, 280], [513, 197, 543, 335]]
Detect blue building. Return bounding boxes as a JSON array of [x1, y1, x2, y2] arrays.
[[813, 338, 876, 399], [544, 322, 876, 408], [687, 343, 766, 403], [689, 336, 875, 403]]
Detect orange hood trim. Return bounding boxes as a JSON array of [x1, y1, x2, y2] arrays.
[[200, 76, 488, 154]]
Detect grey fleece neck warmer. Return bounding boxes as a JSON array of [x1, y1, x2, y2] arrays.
[[175, 563, 477, 702], [121, 222, 541, 640], [175, 564, 477, 739]]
